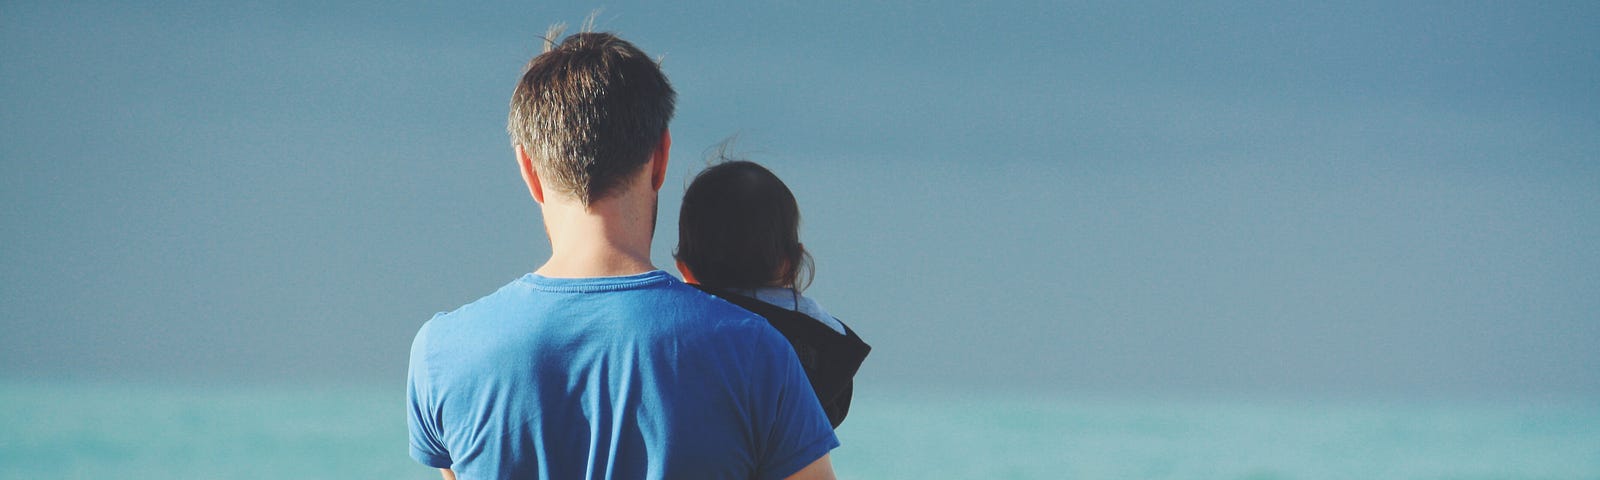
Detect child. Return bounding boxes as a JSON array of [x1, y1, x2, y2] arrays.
[[675, 160, 871, 428]]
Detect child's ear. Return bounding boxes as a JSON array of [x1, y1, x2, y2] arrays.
[[675, 259, 698, 284]]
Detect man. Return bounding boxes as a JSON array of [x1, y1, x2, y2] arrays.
[[405, 29, 839, 479]]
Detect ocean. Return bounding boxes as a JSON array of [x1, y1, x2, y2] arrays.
[[1, 381, 1595, 479]]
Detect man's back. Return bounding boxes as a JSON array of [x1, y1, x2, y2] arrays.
[[407, 271, 838, 479]]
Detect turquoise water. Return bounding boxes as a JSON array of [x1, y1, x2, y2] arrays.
[[2, 382, 1595, 479]]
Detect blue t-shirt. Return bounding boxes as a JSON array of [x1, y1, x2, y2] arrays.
[[407, 270, 839, 479]]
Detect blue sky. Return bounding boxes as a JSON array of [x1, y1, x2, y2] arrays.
[[3, 0, 1597, 397]]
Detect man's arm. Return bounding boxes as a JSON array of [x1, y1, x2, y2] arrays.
[[439, 468, 455, 480], [784, 454, 836, 480], [748, 321, 840, 480]]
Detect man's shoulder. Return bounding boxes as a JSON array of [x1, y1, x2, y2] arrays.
[[648, 280, 784, 339], [422, 274, 540, 327], [419, 271, 771, 333], [666, 288, 806, 367]]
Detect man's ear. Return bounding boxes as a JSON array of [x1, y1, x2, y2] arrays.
[[516, 144, 545, 204], [650, 129, 672, 192]]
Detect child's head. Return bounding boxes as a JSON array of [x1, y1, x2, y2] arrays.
[[675, 160, 812, 290]]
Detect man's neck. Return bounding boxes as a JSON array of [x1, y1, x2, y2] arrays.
[[536, 236, 656, 278], [534, 187, 659, 278]]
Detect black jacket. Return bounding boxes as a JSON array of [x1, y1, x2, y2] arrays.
[[693, 285, 871, 428]]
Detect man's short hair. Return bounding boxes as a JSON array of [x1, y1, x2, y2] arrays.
[[508, 28, 676, 205]]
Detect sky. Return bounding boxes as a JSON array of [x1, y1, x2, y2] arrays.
[[2, 0, 1597, 398]]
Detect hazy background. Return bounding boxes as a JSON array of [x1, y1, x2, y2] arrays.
[[3, 0, 1597, 400]]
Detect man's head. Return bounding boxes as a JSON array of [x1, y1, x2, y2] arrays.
[[508, 29, 676, 205]]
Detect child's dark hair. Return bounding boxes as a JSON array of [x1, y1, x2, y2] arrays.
[[675, 160, 813, 291]]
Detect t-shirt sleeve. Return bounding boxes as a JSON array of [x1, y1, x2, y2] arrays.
[[406, 320, 453, 469], [750, 325, 841, 480]]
